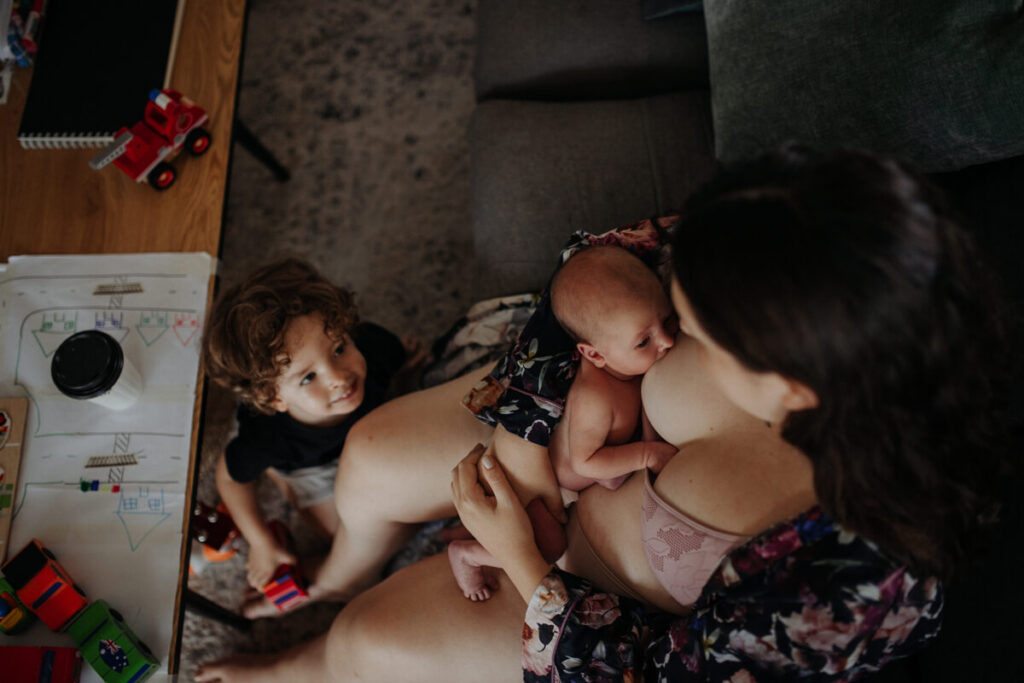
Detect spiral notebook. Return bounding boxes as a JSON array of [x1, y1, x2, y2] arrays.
[[17, 0, 186, 149]]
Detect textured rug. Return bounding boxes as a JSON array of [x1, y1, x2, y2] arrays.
[[180, 0, 478, 676]]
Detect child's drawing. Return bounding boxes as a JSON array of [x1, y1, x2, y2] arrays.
[[0, 253, 210, 658]]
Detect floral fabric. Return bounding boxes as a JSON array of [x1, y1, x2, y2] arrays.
[[461, 216, 676, 446], [523, 506, 943, 682]]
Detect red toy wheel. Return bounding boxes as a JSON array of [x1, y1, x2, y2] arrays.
[[148, 162, 177, 190], [186, 127, 211, 156]]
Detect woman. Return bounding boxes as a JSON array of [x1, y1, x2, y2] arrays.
[[196, 147, 1008, 681]]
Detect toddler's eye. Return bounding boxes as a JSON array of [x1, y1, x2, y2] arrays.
[[300, 372, 316, 386], [334, 343, 346, 356], [636, 337, 650, 348]]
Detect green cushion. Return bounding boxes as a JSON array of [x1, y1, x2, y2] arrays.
[[705, 1, 1024, 172]]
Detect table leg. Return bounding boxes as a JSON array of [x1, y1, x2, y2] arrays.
[[233, 120, 291, 182], [183, 588, 253, 632]]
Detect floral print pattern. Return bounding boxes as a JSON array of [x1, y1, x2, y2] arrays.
[[462, 217, 676, 446], [524, 507, 943, 682]]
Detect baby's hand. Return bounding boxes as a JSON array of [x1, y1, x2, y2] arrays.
[[245, 538, 297, 589], [643, 441, 678, 474]]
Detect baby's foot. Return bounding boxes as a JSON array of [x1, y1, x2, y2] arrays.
[[447, 542, 498, 601]]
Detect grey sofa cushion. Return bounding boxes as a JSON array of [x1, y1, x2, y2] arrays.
[[469, 92, 715, 299], [475, 0, 709, 101], [706, 1, 1024, 172]]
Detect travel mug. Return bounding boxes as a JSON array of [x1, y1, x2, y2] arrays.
[[51, 330, 143, 410]]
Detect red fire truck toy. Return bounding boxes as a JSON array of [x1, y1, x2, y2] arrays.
[[89, 88, 211, 191]]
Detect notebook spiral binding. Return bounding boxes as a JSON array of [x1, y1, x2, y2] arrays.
[[18, 133, 117, 150]]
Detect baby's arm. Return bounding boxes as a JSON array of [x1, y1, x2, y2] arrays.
[[568, 391, 677, 480], [214, 454, 296, 588]]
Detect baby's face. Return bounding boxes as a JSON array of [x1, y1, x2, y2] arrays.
[[589, 293, 677, 378]]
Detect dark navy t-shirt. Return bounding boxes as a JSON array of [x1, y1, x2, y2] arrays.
[[224, 322, 405, 483]]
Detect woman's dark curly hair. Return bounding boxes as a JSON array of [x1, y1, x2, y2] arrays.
[[672, 145, 1012, 581], [203, 258, 359, 413]]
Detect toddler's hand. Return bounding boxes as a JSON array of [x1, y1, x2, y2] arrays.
[[245, 538, 297, 589], [643, 441, 678, 474]]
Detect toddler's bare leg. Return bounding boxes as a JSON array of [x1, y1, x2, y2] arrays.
[[447, 539, 500, 601]]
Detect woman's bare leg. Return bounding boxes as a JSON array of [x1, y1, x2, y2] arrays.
[[313, 371, 493, 603], [196, 554, 523, 683]]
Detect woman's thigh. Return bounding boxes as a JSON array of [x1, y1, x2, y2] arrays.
[[326, 553, 523, 683], [337, 370, 495, 524]]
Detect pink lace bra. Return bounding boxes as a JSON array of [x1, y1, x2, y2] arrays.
[[641, 470, 750, 607]]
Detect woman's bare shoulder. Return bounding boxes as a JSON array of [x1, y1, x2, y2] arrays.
[[653, 430, 817, 536]]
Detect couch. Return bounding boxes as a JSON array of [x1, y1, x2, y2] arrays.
[[467, 1, 1024, 681]]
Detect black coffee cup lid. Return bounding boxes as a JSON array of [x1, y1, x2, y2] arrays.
[[51, 330, 124, 399]]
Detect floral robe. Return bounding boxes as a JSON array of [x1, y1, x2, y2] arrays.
[[523, 506, 943, 682]]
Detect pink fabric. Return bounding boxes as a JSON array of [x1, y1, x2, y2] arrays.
[[641, 471, 749, 607]]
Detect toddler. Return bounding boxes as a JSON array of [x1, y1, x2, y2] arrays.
[[203, 258, 409, 597], [449, 245, 678, 600]]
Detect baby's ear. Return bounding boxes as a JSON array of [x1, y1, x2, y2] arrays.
[[577, 342, 606, 368]]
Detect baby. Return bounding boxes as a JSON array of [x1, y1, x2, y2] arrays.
[[449, 245, 678, 600], [203, 258, 410, 610]]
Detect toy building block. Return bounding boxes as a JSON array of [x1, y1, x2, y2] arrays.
[[0, 645, 83, 683], [0, 576, 35, 634], [261, 520, 308, 611], [1, 539, 88, 632], [67, 600, 159, 683], [89, 88, 211, 191]]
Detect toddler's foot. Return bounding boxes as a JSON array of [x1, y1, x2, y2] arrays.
[[447, 541, 499, 602]]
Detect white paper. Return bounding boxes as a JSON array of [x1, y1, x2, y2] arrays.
[[0, 252, 212, 678]]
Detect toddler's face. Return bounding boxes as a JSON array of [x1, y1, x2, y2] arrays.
[[588, 292, 677, 378], [270, 313, 367, 426]]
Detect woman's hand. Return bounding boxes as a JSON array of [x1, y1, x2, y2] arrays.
[[451, 444, 553, 602]]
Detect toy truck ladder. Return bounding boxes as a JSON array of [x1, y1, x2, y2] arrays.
[[88, 131, 134, 171]]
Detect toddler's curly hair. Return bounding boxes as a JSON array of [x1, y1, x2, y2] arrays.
[[203, 258, 358, 413]]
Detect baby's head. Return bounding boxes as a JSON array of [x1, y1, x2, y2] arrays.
[[551, 246, 676, 379], [203, 258, 364, 424]]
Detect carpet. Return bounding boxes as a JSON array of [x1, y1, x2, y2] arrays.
[[179, 0, 478, 675]]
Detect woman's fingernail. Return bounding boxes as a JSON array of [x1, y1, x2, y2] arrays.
[[482, 456, 494, 469]]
